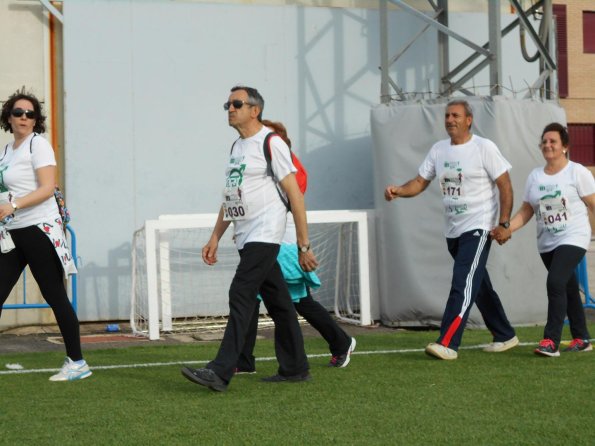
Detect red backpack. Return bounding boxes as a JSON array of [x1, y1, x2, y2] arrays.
[[263, 132, 308, 211]]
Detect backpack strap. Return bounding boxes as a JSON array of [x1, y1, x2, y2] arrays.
[[29, 133, 38, 153], [263, 132, 291, 211]]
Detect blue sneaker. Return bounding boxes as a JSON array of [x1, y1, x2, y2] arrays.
[[49, 357, 92, 382]]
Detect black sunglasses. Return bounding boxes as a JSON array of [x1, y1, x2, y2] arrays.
[[223, 100, 255, 111], [11, 108, 36, 119]]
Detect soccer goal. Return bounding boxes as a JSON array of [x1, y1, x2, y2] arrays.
[[130, 210, 374, 340]]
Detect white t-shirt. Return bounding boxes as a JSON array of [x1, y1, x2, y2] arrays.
[[282, 213, 297, 245], [523, 161, 595, 253], [419, 134, 511, 238], [0, 133, 59, 229], [225, 126, 297, 250]]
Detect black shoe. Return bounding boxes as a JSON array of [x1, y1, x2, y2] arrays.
[[181, 367, 228, 392], [261, 371, 312, 383], [234, 367, 257, 375]]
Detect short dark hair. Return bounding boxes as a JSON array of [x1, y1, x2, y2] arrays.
[[541, 122, 569, 147], [230, 85, 264, 121], [0, 88, 47, 134]]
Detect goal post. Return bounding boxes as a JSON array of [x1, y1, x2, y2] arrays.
[[131, 210, 374, 340]]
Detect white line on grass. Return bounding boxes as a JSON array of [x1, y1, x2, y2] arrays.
[[0, 339, 565, 376]]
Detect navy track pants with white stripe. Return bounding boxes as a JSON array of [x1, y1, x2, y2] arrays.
[[437, 229, 516, 351]]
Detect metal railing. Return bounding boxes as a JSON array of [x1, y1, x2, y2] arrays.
[[577, 256, 595, 310], [2, 225, 78, 312]]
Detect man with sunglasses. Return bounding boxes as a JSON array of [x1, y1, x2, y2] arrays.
[[182, 85, 317, 391]]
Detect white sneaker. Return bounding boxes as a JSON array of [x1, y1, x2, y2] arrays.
[[49, 357, 92, 382], [425, 342, 458, 360], [483, 335, 519, 353]]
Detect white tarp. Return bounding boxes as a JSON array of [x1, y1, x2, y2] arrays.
[[371, 96, 566, 327]]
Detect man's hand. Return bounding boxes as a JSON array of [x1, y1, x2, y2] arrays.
[[202, 238, 219, 265], [490, 226, 511, 245], [299, 249, 319, 272], [384, 185, 399, 201]]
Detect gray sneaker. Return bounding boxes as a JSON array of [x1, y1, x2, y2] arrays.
[[181, 367, 228, 392]]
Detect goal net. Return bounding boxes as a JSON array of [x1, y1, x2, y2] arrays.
[[130, 210, 373, 339]]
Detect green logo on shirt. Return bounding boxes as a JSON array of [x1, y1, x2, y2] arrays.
[[227, 164, 246, 188], [0, 165, 8, 193]]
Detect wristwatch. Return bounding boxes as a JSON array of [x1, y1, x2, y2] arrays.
[[299, 244, 310, 253], [499, 221, 510, 229], [9, 199, 18, 211]]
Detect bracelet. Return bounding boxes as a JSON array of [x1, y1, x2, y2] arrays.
[[9, 199, 18, 211]]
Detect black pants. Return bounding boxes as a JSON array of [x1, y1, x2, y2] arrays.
[[540, 245, 590, 347], [207, 242, 309, 382], [0, 225, 82, 360], [237, 290, 352, 371]]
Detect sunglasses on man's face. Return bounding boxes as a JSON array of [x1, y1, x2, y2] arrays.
[[11, 108, 36, 119], [223, 100, 254, 111]]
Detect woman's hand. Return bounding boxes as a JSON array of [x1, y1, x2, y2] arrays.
[[0, 203, 14, 222], [490, 226, 512, 245]]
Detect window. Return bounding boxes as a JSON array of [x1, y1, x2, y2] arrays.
[[584, 11, 595, 53], [553, 4, 568, 98], [568, 124, 595, 166]]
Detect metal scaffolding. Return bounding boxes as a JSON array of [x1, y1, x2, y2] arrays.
[[379, 0, 557, 103]]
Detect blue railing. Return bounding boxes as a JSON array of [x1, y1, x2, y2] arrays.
[[2, 225, 78, 312], [576, 255, 595, 310]]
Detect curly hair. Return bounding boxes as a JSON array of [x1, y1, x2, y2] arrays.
[[262, 120, 291, 148], [0, 88, 47, 134]]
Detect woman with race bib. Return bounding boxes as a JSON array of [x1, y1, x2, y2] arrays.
[[0, 89, 91, 381], [492, 122, 595, 356]]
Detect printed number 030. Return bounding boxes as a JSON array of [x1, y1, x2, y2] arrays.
[[226, 206, 245, 218]]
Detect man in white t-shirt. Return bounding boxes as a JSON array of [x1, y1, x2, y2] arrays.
[[384, 100, 518, 360], [181, 86, 318, 391]]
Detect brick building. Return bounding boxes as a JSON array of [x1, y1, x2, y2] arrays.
[[554, 1, 595, 165]]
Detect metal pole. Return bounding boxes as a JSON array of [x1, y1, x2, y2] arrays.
[[380, 0, 390, 103], [488, 0, 502, 95], [437, 0, 449, 95]]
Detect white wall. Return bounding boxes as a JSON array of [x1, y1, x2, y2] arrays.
[[61, 1, 539, 321]]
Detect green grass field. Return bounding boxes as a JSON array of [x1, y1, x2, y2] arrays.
[[1, 324, 594, 445]]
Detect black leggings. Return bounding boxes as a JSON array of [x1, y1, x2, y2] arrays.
[[237, 289, 351, 371], [0, 226, 82, 360], [540, 244, 590, 347]]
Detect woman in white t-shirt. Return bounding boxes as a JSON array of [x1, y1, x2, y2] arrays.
[[493, 123, 595, 357], [0, 89, 91, 381]]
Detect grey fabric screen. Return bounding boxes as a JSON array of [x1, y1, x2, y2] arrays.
[[371, 97, 567, 327]]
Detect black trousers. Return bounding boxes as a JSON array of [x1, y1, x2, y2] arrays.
[[0, 225, 82, 360], [207, 242, 309, 382], [540, 244, 590, 347], [237, 290, 352, 371]]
